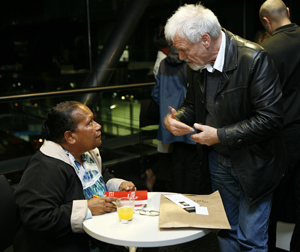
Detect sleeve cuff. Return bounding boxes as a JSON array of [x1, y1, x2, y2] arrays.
[[217, 128, 226, 144], [106, 178, 125, 191], [85, 208, 92, 219], [71, 200, 88, 233]]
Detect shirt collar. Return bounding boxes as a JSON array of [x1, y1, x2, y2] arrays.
[[205, 31, 226, 73]]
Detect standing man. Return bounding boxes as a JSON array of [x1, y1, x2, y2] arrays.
[[164, 3, 285, 252], [259, 1, 300, 251]]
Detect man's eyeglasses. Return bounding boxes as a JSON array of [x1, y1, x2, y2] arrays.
[[134, 209, 159, 216]]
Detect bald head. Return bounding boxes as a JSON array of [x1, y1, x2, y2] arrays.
[[259, 0, 291, 34], [260, 0, 288, 20]]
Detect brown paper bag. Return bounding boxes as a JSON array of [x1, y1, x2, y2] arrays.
[[159, 191, 230, 229]]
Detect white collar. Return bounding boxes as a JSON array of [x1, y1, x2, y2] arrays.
[[205, 31, 226, 73]]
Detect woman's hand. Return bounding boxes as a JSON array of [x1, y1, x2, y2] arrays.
[[88, 197, 118, 215], [119, 181, 136, 191]]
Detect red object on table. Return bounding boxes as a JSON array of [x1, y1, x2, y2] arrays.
[[105, 190, 148, 207]]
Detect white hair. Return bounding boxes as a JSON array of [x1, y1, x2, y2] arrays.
[[165, 3, 221, 43]]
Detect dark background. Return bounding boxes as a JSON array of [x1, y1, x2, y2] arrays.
[[0, 0, 299, 95]]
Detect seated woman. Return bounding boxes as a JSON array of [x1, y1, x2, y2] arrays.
[[14, 101, 136, 252]]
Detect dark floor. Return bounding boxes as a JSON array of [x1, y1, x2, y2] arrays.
[[158, 232, 220, 252], [134, 231, 220, 252]]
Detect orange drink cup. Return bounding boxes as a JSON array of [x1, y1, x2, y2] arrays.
[[116, 197, 135, 223]]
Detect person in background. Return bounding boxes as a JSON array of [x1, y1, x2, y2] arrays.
[[153, 23, 170, 79], [253, 30, 270, 44], [151, 44, 206, 194], [163, 3, 285, 252], [145, 23, 171, 191], [14, 101, 135, 252], [259, 1, 300, 251]]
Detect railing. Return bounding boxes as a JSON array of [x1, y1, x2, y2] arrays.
[[0, 82, 157, 180], [0, 82, 155, 102]]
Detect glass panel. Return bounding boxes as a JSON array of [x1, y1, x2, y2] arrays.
[[0, 0, 270, 97], [0, 85, 157, 183]]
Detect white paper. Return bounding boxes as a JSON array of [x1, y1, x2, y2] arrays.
[[164, 194, 199, 208], [196, 205, 209, 215], [164, 194, 209, 215]]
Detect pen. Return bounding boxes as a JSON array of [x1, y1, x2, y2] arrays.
[[94, 194, 116, 205]]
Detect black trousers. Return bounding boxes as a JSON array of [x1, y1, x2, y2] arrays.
[[268, 125, 300, 252], [171, 142, 203, 194]]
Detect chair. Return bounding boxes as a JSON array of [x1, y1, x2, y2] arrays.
[[0, 175, 17, 252], [139, 99, 159, 174]]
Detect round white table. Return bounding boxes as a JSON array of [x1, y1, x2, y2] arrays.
[[83, 192, 211, 248]]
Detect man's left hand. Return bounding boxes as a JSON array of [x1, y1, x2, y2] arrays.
[[191, 123, 220, 146]]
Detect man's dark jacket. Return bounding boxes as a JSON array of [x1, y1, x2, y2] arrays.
[[176, 29, 285, 205], [261, 23, 300, 128]]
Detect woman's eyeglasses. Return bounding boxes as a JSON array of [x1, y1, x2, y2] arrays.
[[134, 209, 159, 216]]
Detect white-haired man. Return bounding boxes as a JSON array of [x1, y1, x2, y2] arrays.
[[164, 3, 285, 252]]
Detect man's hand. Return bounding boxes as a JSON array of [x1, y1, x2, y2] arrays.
[[190, 123, 220, 146], [119, 181, 135, 191], [164, 106, 194, 136], [88, 197, 118, 215]]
